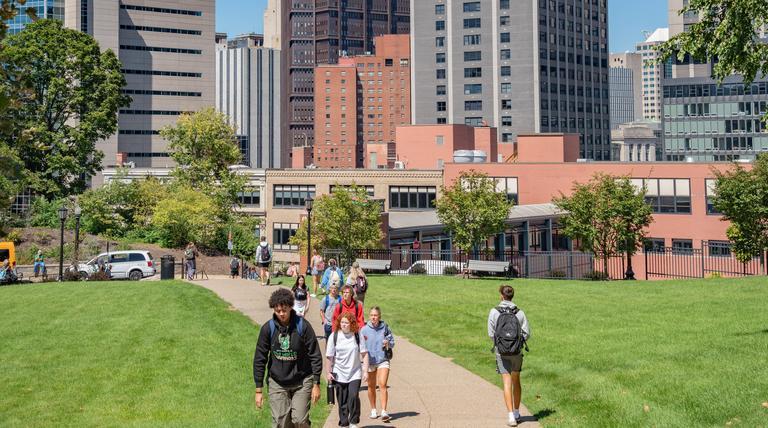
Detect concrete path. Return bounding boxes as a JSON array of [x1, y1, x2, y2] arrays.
[[192, 276, 539, 428]]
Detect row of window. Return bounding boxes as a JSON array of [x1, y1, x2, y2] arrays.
[[119, 130, 160, 135], [120, 45, 201, 55], [119, 110, 188, 116], [644, 239, 732, 257], [121, 89, 202, 97], [121, 69, 202, 78], [120, 4, 202, 16], [434, 0, 510, 14], [120, 24, 201, 35]]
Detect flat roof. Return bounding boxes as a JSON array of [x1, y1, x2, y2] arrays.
[[388, 203, 565, 231]]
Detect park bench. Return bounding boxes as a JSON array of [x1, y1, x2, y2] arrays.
[[355, 258, 391, 273], [464, 260, 510, 278]]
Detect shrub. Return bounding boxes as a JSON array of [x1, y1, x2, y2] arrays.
[[62, 269, 82, 282], [6, 229, 22, 244], [443, 265, 460, 275], [583, 270, 610, 281], [88, 270, 111, 281], [151, 188, 217, 248], [410, 264, 427, 275], [549, 270, 567, 278], [706, 271, 723, 279]]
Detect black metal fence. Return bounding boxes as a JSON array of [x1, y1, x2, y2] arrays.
[[645, 241, 767, 279]]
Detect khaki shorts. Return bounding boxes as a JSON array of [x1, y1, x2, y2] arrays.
[[368, 360, 391, 372], [495, 353, 523, 374]]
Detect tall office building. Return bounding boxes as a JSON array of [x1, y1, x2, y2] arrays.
[[313, 34, 411, 169], [662, 0, 768, 161], [4, 0, 64, 34], [65, 0, 215, 176], [636, 28, 668, 121], [215, 33, 282, 168], [273, 0, 410, 166], [411, 0, 610, 160], [263, 0, 281, 49], [609, 66, 635, 129]]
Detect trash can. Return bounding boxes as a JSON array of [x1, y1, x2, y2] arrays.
[[160, 255, 175, 280]]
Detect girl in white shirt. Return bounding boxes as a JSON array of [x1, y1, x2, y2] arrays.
[[326, 311, 369, 428]]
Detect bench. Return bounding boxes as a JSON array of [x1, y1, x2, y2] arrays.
[[464, 260, 510, 278], [355, 258, 391, 273]]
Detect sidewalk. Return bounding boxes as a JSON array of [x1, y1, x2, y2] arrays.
[[192, 276, 539, 428]]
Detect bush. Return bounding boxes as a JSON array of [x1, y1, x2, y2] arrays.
[[443, 265, 460, 275], [151, 188, 217, 249], [88, 270, 111, 281], [62, 269, 82, 282], [549, 270, 566, 278], [583, 270, 610, 281], [410, 264, 427, 275], [5, 229, 22, 244], [706, 272, 723, 279]]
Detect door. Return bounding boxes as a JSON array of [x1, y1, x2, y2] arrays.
[[109, 253, 130, 278]]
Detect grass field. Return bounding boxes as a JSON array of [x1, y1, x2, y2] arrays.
[[0, 280, 329, 427], [363, 276, 768, 427]]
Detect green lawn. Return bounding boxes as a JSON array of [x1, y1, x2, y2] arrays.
[[364, 276, 768, 427], [0, 280, 329, 427]]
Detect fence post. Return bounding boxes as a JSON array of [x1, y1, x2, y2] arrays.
[[644, 250, 648, 281], [524, 251, 530, 278], [568, 251, 573, 279], [700, 241, 705, 278]]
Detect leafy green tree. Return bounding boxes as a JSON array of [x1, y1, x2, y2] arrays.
[[553, 174, 653, 277], [290, 184, 383, 262], [151, 187, 218, 249], [0, 143, 23, 223], [2, 19, 130, 198], [712, 154, 768, 262], [657, 1, 768, 87], [435, 170, 512, 255]]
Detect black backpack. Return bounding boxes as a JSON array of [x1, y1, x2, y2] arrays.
[[260, 245, 271, 262], [493, 306, 528, 356], [355, 276, 368, 294]]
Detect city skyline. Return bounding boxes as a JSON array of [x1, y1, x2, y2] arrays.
[[216, 0, 669, 53]]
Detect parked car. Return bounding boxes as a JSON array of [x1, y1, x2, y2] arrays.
[[78, 251, 156, 281], [391, 260, 465, 275]]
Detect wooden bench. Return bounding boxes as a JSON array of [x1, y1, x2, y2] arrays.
[[464, 260, 510, 278], [355, 258, 391, 273]]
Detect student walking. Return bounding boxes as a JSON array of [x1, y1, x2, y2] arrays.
[[310, 250, 325, 296], [332, 285, 365, 331], [346, 261, 368, 304], [253, 289, 323, 428], [292, 275, 311, 317], [326, 312, 369, 428], [361, 306, 394, 422], [321, 258, 344, 293], [487, 285, 530, 427], [256, 236, 272, 286], [319, 283, 342, 339], [229, 256, 240, 279], [184, 242, 198, 280]]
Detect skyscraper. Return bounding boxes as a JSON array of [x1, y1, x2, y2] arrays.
[[411, 0, 610, 160], [4, 0, 64, 34], [272, 0, 410, 166], [635, 28, 668, 121], [609, 66, 635, 129], [609, 52, 642, 127], [65, 0, 215, 178], [215, 33, 282, 168]]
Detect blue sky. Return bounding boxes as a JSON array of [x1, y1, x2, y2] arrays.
[[216, 0, 669, 53]]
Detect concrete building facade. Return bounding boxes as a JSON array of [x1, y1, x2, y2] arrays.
[[65, 0, 216, 176], [609, 66, 635, 129], [636, 28, 668, 121], [611, 121, 661, 161], [272, 0, 410, 167], [215, 33, 282, 168], [410, 0, 610, 160], [313, 34, 411, 169]]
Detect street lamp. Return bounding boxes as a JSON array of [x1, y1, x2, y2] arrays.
[[57, 206, 68, 281], [305, 195, 314, 275], [625, 236, 636, 280], [74, 205, 82, 262]]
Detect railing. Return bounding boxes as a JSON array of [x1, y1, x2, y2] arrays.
[[645, 241, 766, 279]]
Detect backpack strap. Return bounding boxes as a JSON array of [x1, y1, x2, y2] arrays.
[[332, 330, 360, 348], [268, 317, 304, 342]]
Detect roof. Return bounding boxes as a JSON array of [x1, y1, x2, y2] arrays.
[[644, 28, 669, 43], [388, 203, 566, 231]]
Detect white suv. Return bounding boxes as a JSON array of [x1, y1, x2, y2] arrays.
[[78, 251, 156, 281]]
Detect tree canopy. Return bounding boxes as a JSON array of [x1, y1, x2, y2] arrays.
[[553, 174, 653, 276], [435, 170, 512, 254], [2, 19, 129, 198], [712, 154, 768, 262]]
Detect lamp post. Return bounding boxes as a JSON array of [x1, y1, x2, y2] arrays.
[[74, 205, 82, 262], [305, 195, 314, 275], [57, 206, 68, 281], [625, 236, 636, 280]]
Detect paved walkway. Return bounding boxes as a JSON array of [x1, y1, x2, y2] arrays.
[[192, 276, 539, 428]]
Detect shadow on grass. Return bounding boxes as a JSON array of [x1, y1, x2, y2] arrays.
[[533, 408, 556, 420], [733, 328, 768, 336]]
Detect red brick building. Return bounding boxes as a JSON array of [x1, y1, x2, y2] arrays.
[[313, 34, 411, 168]]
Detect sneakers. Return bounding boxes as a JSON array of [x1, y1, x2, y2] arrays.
[[310, 293, 317, 297], [350, 425, 358, 428], [507, 413, 518, 427], [370, 409, 379, 419], [381, 411, 391, 422]]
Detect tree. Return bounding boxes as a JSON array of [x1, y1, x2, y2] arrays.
[[657, 1, 768, 87], [290, 184, 383, 262], [2, 19, 130, 198], [553, 174, 653, 277], [435, 171, 512, 255], [151, 187, 218, 249], [712, 154, 768, 262]]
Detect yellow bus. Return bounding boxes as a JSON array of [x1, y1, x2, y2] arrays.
[[0, 241, 16, 266]]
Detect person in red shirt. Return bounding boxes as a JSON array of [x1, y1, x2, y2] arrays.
[[332, 285, 365, 330]]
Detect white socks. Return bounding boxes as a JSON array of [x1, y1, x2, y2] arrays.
[[513, 410, 520, 419]]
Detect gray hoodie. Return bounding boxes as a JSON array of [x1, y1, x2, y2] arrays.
[[256, 241, 271, 263], [487, 300, 531, 342]]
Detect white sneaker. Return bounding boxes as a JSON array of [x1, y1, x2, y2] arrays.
[[507, 414, 518, 427], [381, 411, 391, 422], [370, 409, 379, 419], [350, 425, 358, 428]]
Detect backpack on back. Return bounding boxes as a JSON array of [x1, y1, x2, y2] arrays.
[[324, 295, 342, 307], [329, 268, 340, 284], [230, 259, 239, 269], [184, 249, 194, 260], [260, 245, 271, 262], [493, 306, 526, 356], [355, 276, 368, 294]]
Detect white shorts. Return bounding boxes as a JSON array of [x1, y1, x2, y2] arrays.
[[368, 361, 391, 372]]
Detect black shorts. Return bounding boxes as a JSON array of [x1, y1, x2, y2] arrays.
[[496, 353, 523, 374], [259, 262, 270, 268]]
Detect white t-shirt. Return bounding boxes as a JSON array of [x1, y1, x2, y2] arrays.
[[326, 331, 368, 383]]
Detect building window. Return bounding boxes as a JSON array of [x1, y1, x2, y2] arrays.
[[273, 185, 315, 208], [500, 0, 510, 9], [273, 223, 298, 250], [435, 20, 445, 31], [463, 1, 481, 12], [436, 69, 446, 79], [330, 184, 375, 197], [644, 238, 665, 253], [502, 116, 512, 126], [464, 51, 482, 61], [501, 66, 511, 76], [705, 179, 720, 215], [465, 117, 483, 126], [708, 240, 732, 257], [437, 101, 447, 111], [491, 177, 519, 204], [435, 135, 444, 145], [631, 178, 691, 214], [437, 118, 447, 124], [436, 36, 445, 47], [671, 239, 694, 254], [502, 133, 513, 142], [500, 15, 510, 26], [435, 4, 445, 14], [464, 67, 482, 78], [500, 32, 510, 43], [463, 18, 481, 29], [436, 52, 446, 63], [501, 83, 512, 93], [501, 99, 512, 109], [463, 34, 481, 45], [465, 100, 483, 111], [389, 186, 437, 209], [464, 84, 482, 94], [500, 49, 511, 60], [436, 85, 446, 95], [237, 191, 261, 207]]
